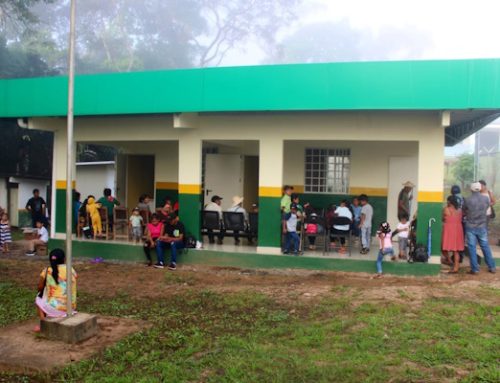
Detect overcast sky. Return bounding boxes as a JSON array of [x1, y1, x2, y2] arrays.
[[224, 0, 500, 66]]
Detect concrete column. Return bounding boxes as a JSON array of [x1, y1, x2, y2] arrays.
[[257, 137, 284, 253], [416, 125, 445, 256], [178, 134, 202, 239], [154, 142, 179, 208], [52, 128, 75, 237]]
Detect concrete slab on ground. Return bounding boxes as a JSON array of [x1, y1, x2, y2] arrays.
[[41, 312, 98, 344]]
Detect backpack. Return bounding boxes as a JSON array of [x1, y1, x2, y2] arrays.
[[185, 235, 197, 249], [411, 245, 428, 263]]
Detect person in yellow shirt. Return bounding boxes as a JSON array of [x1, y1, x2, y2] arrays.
[[86, 196, 102, 239]]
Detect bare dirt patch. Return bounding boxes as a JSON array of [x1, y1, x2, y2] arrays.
[[0, 316, 148, 373]]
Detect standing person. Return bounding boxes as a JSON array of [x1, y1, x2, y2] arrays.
[[351, 197, 362, 238], [280, 185, 293, 213], [463, 182, 496, 274], [155, 213, 186, 270], [358, 194, 373, 254], [143, 213, 164, 266], [86, 196, 102, 239], [35, 249, 77, 331], [204, 195, 224, 244], [228, 196, 247, 245], [25, 220, 49, 256], [282, 203, 300, 255], [450, 185, 464, 209], [97, 188, 120, 232], [73, 191, 82, 229], [478, 180, 496, 219], [375, 222, 395, 278], [26, 188, 47, 228], [0, 213, 12, 253], [396, 214, 410, 260], [129, 208, 144, 244], [441, 196, 465, 273], [397, 181, 415, 220]]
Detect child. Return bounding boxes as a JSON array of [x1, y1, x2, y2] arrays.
[[305, 212, 319, 250], [86, 196, 102, 239], [26, 220, 49, 256], [375, 221, 395, 278], [358, 194, 373, 254], [129, 207, 144, 244], [280, 185, 293, 213], [0, 213, 12, 253], [396, 214, 410, 259], [143, 214, 164, 266], [283, 203, 300, 255]]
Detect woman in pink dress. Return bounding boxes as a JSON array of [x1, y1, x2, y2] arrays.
[[441, 195, 464, 273]]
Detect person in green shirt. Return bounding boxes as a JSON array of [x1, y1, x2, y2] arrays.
[[281, 185, 293, 213], [97, 188, 120, 231]]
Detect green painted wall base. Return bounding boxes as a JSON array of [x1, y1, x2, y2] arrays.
[[49, 239, 441, 276], [258, 196, 281, 247], [155, 188, 179, 208], [416, 202, 443, 255], [178, 193, 202, 240]]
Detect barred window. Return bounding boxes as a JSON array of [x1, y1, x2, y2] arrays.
[[305, 148, 350, 193]]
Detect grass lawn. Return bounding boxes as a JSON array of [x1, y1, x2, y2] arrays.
[[0, 263, 499, 382]]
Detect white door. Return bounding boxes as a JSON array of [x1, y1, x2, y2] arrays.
[[205, 154, 244, 211], [388, 156, 418, 230]]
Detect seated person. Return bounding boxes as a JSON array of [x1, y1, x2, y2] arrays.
[[155, 212, 185, 270], [228, 195, 248, 245], [204, 195, 224, 244], [330, 200, 353, 254], [97, 188, 120, 231], [143, 214, 164, 266], [25, 220, 49, 256], [138, 194, 152, 216], [35, 248, 77, 331]]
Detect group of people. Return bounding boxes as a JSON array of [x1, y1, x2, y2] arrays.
[[280, 185, 377, 256], [441, 181, 496, 275]]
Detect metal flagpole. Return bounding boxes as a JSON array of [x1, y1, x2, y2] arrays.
[[66, 0, 77, 317]]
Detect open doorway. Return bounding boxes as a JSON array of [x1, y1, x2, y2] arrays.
[[125, 155, 154, 210], [202, 141, 259, 212]]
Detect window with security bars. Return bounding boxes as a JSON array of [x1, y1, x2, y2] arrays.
[[305, 148, 350, 193]]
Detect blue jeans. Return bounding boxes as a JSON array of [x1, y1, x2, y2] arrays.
[[466, 227, 496, 273], [156, 240, 185, 265], [376, 248, 394, 274], [351, 219, 361, 237], [361, 226, 371, 249], [285, 232, 300, 253]]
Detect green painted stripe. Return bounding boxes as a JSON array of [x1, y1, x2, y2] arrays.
[[55, 188, 67, 233], [178, 193, 202, 240], [48, 239, 441, 276], [416, 202, 443, 256], [3, 59, 500, 117], [258, 196, 282, 248], [155, 188, 179, 208]]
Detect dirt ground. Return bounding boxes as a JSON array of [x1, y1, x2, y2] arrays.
[[1, 255, 499, 307]]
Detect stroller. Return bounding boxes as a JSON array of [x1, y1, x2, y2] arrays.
[[407, 218, 428, 263]]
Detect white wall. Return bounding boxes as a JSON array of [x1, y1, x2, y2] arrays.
[[76, 162, 116, 199]]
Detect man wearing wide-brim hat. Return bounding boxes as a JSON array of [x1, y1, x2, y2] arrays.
[[398, 181, 415, 220], [227, 196, 248, 245]]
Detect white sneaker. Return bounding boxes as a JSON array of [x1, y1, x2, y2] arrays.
[[26, 252, 35, 257]]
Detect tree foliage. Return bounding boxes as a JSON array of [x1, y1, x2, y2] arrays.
[[452, 153, 475, 190]]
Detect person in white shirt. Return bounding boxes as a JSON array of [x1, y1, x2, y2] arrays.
[[330, 200, 353, 254], [204, 195, 224, 244], [396, 214, 410, 259], [26, 220, 49, 256], [228, 195, 247, 245]]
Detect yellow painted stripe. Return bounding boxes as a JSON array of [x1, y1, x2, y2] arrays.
[[418, 191, 444, 203], [259, 186, 282, 197], [56, 180, 76, 189], [349, 187, 388, 197], [179, 184, 201, 194], [155, 182, 178, 190], [292, 185, 305, 194]]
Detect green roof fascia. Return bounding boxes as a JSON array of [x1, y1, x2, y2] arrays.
[[1, 58, 500, 117]]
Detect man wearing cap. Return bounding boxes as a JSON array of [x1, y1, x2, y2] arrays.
[[154, 212, 186, 270], [205, 195, 224, 244], [398, 181, 415, 220], [228, 195, 247, 245], [463, 182, 496, 274]]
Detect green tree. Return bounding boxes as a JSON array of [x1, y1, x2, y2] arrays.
[[452, 153, 474, 190]]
